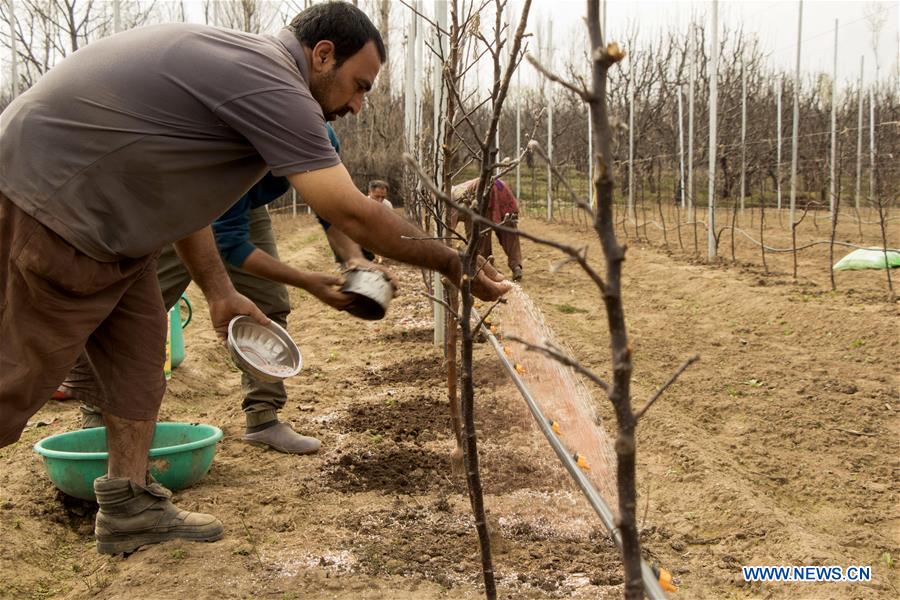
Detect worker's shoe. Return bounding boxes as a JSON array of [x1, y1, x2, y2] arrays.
[[51, 387, 74, 401], [80, 405, 104, 429], [94, 476, 224, 554], [242, 421, 321, 454], [512, 265, 524, 282]]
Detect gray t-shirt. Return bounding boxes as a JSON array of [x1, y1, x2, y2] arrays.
[[0, 25, 340, 261]]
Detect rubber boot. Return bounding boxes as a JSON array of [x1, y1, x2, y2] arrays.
[[94, 476, 224, 554], [242, 411, 320, 454]]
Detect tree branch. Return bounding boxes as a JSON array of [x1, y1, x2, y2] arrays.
[[528, 140, 596, 220], [420, 292, 461, 322], [633, 354, 699, 420], [403, 153, 608, 294], [397, 0, 448, 37], [505, 335, 611, 392], [526, 52, 590, 99], [474, 297, 507, 331]]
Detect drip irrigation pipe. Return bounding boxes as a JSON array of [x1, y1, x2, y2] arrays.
[[644, 219, 900, 254], [473, 308, 668, 600]]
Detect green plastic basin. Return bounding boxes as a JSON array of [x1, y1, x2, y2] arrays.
[[33, 423, 223, 501]]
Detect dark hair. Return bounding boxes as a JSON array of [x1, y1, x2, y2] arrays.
[[289, 1, 386, 67], [368, 179, 389, 192]]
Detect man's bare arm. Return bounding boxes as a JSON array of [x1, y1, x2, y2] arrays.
[[324, 226, 367, 264], [288, 164, 510, 301], [324, 225, 399, 289], [240, 248, 352, 310], [289, 165, 456, 276], [173, 227, 235, 301], [173, 227, 269, 337]]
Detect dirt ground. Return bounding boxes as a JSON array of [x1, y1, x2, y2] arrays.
[[1, 209, 897, 599]]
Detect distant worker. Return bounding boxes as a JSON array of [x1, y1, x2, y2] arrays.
[[314, 140, 396, 271], [451, 177, 524, 281], [367, 180, 393, 209]]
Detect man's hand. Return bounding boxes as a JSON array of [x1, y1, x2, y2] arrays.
[[344, 257, 400, 291], [445, 255, 511, 302], [175, 228, 270, 339], [442, 252, 511, 302], [472, 270, 512, 301], [302, 272, 355, 310], [324, 226, 399, 291], [208, 291, 269, 341], [471, 255, 511, 301], [477, 255, 506, 283]]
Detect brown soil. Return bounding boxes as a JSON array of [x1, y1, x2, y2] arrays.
[[1, 210, 897, 599]]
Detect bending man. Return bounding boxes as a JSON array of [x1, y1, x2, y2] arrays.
[[1, 1, 508, 555]]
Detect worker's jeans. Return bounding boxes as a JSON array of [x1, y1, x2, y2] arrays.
[[66, 207, 292, 426]]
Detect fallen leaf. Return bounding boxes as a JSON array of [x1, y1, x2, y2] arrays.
[[659, 567, 678, 592]]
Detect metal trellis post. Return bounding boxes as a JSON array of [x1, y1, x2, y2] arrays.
[[776, 77, 783, 210], [687, 23, 695, 221], [7, 0, 19, 98], [740, 63, 747, 213], [829, 20, 838, 215], [708, 0, 719, 259], [678, 85, 685, 209], [789, 0, 803, 227], [855, 56, 864, 212]]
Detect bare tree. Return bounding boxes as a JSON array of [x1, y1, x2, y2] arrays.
[[864, 1, 888, 85], [408, 0, 701, 595], [0, 0, 155, 90], [403, 1, 534, 596], [520, 0, 701, 595], [376, 0, 390, 97], [210, 0, 283, 33]]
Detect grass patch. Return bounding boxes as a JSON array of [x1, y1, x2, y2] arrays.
[[556, 303, 588, 314]]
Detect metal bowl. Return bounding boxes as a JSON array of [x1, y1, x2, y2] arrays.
[[226, 316, 302, 383], [340, 268, 393, 321]]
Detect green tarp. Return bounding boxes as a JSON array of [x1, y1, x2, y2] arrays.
[[833, 248, 900, 271]]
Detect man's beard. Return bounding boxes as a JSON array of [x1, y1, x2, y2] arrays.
[[325, 107, 351, 121], [311, 69, 350, 121]]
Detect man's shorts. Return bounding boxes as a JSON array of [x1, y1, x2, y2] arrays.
[[0, 193, 166, 447]]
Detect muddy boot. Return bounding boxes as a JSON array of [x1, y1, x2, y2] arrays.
[[242, 420, 321, 455], [94, 476, 224, 554], [512, 265, 523, 282]]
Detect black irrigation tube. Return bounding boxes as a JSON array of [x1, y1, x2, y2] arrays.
[[473, 309, 668, 600]]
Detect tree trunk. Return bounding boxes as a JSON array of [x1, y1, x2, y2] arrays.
[[378, 0, 391, 97]]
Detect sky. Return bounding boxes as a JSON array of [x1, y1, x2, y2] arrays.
[[3, 0, 898, 92], [534, 0, 900, 88]]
